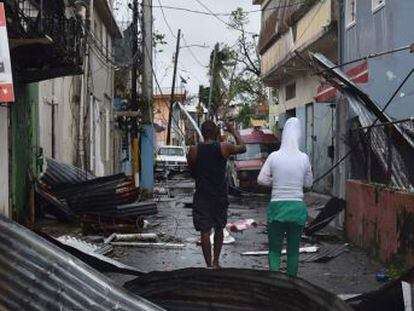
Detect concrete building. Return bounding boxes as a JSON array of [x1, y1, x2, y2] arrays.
[[337, 0, 414, 268], [153, 87, 187, 147], [39, 0, 122, 177], [254, 0, 338, 193]]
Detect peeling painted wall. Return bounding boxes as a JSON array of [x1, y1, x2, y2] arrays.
[[343, 1, 414, 119], [346, 180, 414, 267]]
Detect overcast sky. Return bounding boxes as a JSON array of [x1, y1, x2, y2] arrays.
[[115, 0, 261, 96]]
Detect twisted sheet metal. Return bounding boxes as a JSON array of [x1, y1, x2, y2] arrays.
[[41, 158, 95, 187], [124, 268, 353, 311], [0, 216, 164, 311]]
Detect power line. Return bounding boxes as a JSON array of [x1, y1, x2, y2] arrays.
[[157, 0, 176, 38], [157, 0, 207, 68], [315, 43, 414, 75], [181, 35, 208, 68], [145, 1, 307, 16], [193, 0, 257, 35], [142, 35, 187, 140]]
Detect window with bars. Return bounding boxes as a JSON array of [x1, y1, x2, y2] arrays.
[[285, 83, 296, 101], [345, 0, 357, 28]]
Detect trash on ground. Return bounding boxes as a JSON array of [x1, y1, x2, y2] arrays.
[[196, 228, 236, 245], [40, 232, 144, 276], [376, 273, 390, 283], [304, 197, 346, 236], [80, 213, 145, 234], [226, 219, 258, 232], [57, 235, 113, 255], [110, 242, 185, 248], [241, 246, 319, 256], [211, 228, 235, 245], [104, 233, 158, 243], [300, 244, 348, 263]]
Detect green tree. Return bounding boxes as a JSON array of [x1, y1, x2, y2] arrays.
[[203, 9, 267, 123]]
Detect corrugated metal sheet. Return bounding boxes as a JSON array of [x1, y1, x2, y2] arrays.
[[124, 268, 353, 311], [0, 216, 164, 311], [41, 158, 95, 187]]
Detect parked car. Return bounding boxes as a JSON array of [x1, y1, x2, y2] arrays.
[[227, 128, 279, 191], [155, 145, 187, 172]]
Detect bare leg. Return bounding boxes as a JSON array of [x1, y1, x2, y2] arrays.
[[213, 227, 224, 268], [200, 230, 212, 267]]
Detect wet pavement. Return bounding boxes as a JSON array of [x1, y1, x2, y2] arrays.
[[106, 176, 383, 296]]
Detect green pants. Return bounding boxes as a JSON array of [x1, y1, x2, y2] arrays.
[[268, 221, 304, 277]]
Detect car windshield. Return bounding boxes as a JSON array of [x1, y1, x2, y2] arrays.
[[236, 143, 277, 160], [158, 147, 185, 156]]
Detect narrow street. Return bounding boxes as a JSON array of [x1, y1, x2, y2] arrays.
[[1, 0, 414, 310], [106, 174, 381, 296]]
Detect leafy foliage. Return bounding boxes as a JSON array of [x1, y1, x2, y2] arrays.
[[204, 8, 267, 124]]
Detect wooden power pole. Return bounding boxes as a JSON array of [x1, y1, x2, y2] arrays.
[[166, 29, 181, 145], [131, 0, 140, 187]]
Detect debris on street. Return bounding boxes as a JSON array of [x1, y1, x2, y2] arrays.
[[110, 242, 185, 248], [36, 158, 158, 232], [304, 197, 346, 236], [241, 246, 319, 257], [40, 232, 145, 276], [226, 218, 258, 232], [57, 235, 113, 255], [105, 233, 159, 243]]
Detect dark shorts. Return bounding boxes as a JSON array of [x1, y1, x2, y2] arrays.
[[192, 193, 228, 232]]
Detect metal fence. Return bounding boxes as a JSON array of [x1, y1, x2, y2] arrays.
[[350, 118, 414, 189]]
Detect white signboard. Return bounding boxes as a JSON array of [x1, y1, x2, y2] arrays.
[[0, 3, 14, 102]]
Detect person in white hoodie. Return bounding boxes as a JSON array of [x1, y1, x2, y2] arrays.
[[257, 117, 313, 277]]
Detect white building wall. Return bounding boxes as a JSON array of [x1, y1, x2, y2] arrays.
[[0, 108, 9, 217], [39, 77, 78, 165], [278, 75, 320, 111], [87, 9, 117, 176]]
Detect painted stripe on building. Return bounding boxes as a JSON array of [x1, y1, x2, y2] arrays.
[[315, 61, 368, 102]]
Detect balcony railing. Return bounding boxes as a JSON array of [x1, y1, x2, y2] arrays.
[[5, 0, 85, 83]]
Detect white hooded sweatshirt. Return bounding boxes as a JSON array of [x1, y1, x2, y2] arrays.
[[257, 117, 313, 201]]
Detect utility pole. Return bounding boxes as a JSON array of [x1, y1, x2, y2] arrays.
[[131, 0, 140, 187], [207, 44, 217, 120], [166, 28, 181, 145], [140, 0, 154, 192]]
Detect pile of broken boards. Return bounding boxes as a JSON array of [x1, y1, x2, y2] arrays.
[[36, 158, 157, 232]]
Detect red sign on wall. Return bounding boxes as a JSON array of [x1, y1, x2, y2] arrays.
[[0, 3, 14, 102]]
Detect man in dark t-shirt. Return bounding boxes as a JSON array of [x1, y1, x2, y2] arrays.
[[187, 121, 245, 268]]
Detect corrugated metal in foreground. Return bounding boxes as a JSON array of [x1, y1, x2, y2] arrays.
[[0, 216, 164, 311], [125, 268, 353, 311]]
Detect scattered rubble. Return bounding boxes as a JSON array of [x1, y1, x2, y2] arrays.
[[57, 235, 113, 255], [304, 197, 346, 236], [241, 246, 319, 257]]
